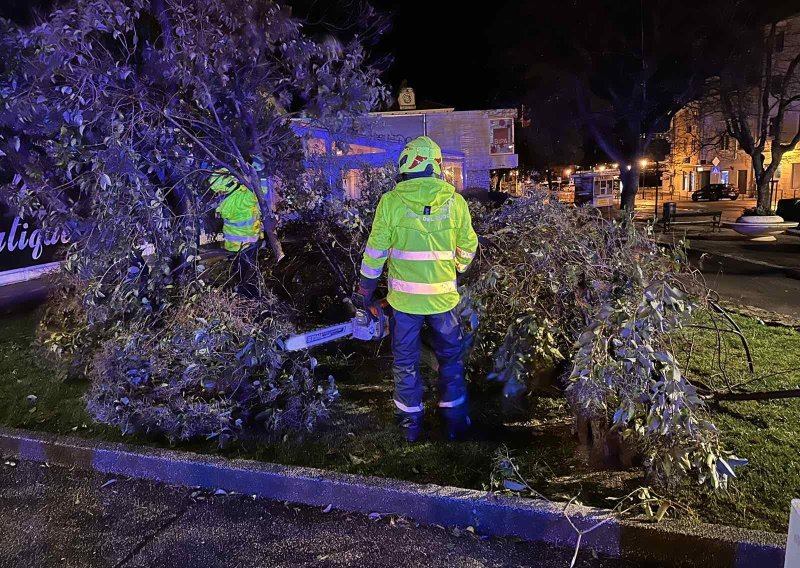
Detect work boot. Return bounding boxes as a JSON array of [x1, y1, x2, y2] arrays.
[[396, 411, 423, 443], [441, 404, 471, 440]]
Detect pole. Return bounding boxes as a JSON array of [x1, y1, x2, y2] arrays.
[[653, 160, 660, 220]]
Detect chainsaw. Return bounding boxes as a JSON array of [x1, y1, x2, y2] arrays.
[[282, 297, 391, 352]]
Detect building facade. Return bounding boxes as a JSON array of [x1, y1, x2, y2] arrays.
[[365, 101, 519, 191], [664, 13, 800, 202], [292, 121, 466, 200]]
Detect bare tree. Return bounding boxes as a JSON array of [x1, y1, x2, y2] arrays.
[[495, 0, 739, 211], [713, 17, 800, 211]]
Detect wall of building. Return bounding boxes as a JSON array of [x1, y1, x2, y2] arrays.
[[367, 109, 519, 191], [296, 124, 466, 198], [664, 13, 800, 202]]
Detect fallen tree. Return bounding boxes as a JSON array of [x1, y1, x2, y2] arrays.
[[465, 194, 744, 490], [0, 0, 384, 445]]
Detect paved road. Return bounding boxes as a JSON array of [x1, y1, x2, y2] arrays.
[[633, 197, 800, 319], [0, 459, 645, 568], [690, 249, 800, 319]]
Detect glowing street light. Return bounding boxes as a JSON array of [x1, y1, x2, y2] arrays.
[[598, 165, 606, 172], [564, 168, 572, 177], [639, 159, 648, 169]]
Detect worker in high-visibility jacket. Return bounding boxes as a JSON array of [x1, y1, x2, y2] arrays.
[[354, 136, 479, 442], [209, 159, 266, 297]]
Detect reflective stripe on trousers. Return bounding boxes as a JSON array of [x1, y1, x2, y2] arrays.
[[394, 399, 423, 413]]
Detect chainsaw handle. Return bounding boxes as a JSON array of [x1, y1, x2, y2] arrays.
[[368, 298, 390, 319]]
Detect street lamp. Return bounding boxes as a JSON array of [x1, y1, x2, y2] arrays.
[[564, 168, 572, 177], [638, 159, 648, 200]]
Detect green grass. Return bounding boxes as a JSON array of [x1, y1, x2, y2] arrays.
[[0, 310, 639, 508], [1, 308, 799, 533], [0, 312, 127, 442], [672, 310, 800, 532]]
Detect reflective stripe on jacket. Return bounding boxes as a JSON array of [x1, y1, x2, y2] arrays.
[[210, 169, 262, 252], [360, 177, 478, 315]]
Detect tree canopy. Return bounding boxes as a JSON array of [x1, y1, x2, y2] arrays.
[[0, 0, 384, 315], [489, 0, 761, 208]]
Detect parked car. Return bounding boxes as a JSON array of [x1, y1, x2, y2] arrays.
[[691, 184, 739, 201]]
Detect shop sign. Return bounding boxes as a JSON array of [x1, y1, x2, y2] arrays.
[[490, 119, 514, 155], [0, 203, 69, 273]]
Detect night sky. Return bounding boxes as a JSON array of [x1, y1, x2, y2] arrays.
[[4, 0, 795, 169], [365, 0, 511, 109], [2, 0, 509, 110], [272, 0, 516, 110]]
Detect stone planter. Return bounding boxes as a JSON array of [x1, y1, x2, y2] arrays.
[[723, 215, 799, 242]]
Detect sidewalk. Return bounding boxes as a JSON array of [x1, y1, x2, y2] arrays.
[[0, 277, 50, 315], [0, 459, 639, 568]]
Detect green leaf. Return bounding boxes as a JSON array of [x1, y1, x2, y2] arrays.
[[503, 480, 527, 492]]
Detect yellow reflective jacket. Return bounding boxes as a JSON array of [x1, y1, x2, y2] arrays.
[[210, 169, 262, 252], [360, 177, 478, 315]]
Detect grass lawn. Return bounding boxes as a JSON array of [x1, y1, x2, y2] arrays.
[[672, 309, 800, 532], [1, 307, 799, 533]]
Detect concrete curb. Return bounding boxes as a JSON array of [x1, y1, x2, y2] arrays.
[[0, 426, 786, 567]]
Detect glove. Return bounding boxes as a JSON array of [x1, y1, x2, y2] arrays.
[[352, 275, 378, 312]]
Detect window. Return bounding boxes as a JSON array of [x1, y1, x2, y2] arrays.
[[770, 75, 783, 96], [686, 123, 693, 134], [720, 133, 730, 150], [792, 163, 800, 191], [775, 30, 785, 53], [342, 169, 362, 200]]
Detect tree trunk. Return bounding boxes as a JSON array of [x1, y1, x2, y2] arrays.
[[713, 388, 800, 402], [752, 154, 778, 211], [619, 166, 640, 211], [755, 176, 772, 211], [248, 171, 285, 263]]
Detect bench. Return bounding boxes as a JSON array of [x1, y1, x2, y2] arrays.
[[661, 209, 722, 232]]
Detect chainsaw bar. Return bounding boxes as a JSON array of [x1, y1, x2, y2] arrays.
[[283, 321, 355, 352], [282, 301, 391, 352]]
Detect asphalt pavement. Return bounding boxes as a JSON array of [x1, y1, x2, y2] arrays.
[[0, 459, 648, 568], [632, 196, 800, 320]]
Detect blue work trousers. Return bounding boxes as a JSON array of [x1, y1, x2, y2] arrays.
[[390, 308, 467, 414]]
